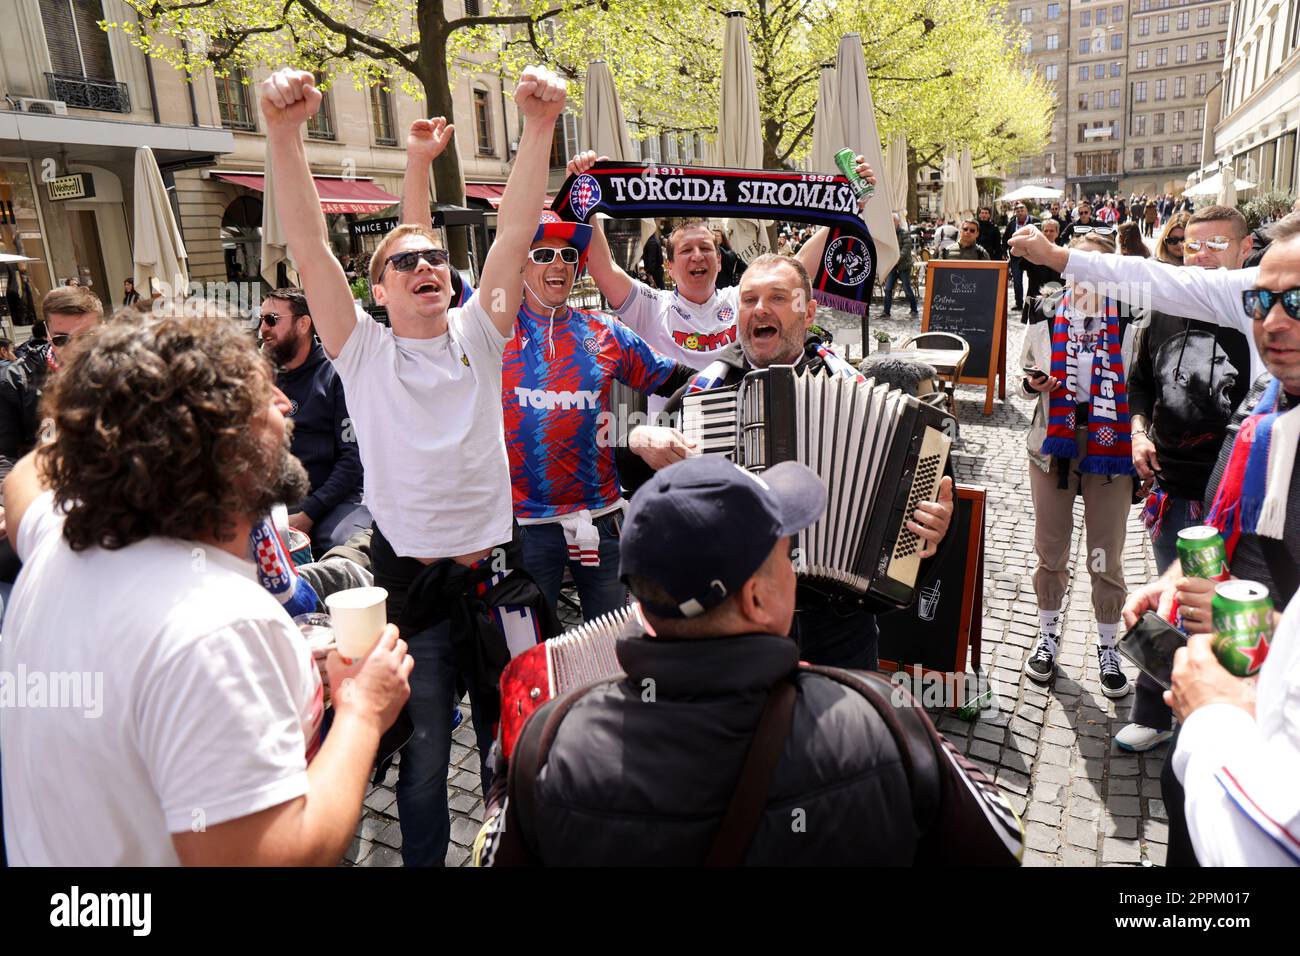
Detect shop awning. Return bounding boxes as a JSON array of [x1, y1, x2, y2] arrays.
[[465, 182, 553, 209], [211, 171, 400, 214]]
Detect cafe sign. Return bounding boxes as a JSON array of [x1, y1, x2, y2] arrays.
[[47, 173, 95, 201]]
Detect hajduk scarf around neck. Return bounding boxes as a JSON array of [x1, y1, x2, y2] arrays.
[[553, 161, 876, 316], [1040, 290, 1135, 476]]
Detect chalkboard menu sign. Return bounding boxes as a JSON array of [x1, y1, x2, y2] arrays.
[[922, 261, 1008, 415], [878, 485, 986, 675]]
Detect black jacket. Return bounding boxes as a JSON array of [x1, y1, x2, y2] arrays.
[[977, 220, 1003, 260], [276, 342, 363, 522], [0, 343, 50, 484], [1128, 312, 1252, 501], [481, 632, 1023, 865], [1002, 216, 1037, 258]]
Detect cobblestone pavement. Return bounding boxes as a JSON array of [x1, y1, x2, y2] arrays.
[[349, 300, 1166, 867]]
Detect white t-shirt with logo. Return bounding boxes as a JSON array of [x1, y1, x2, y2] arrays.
[[614, 281, 740, 414], [0, 492, 323, 866], [331, 301, 513, 558]]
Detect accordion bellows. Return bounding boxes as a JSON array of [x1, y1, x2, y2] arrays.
[[682, 365, 954, 607]]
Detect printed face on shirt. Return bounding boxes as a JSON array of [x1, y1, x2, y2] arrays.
[[370, 233, 452, 325], [1183, 219, 1252, 271], [666, 224, 722, 302], [522, 237, 577, 313], [1154, 331, 1239, 432], [737, 259, 815, 369], [1254, 236, 1300, 393]]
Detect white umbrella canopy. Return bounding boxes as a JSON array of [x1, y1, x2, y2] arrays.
[[260, 149, 297, 291], [717, 11, 771, 262], [1185, 171, 1255, 198], [1218, 162, 1238, 208], [810, 62, 839, 174], [582, 60, 655, 269], [833, 33, 898, 279], [998, 184, 1064, 202], [133, 146, 187, 300], [959, 147, 980, 217], [0, 253, 38, 264], [884, 131, 909, 216], [940, 151, 961, 222]]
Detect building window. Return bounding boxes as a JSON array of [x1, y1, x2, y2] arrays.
[[215, 67, 255, 131], [1045, 64, 1059, 80], [1135, 80, 1148, 101], [1157, 47, 1168, 65], [1197, 8, 1209, 26], [1196, 41, 1208, 60], [370, 85, 396, 146], [464, 0, 480, 12], [1078, 123, 1088, 143], [1095, 64, 1106, 79], [1175, 76, 1186, 96], [305, 73, 335, 140], [1111, 33, 1123, 49], [1025, 36, 1033, 52], [1112, 61, 1122, 77], [1192, 143, 1201, 164], [1110, 89, 1121, 107], [1216, 39, 1224, 57], [1112, 4, 1122, 19], [1219, 3, 1229, 23], [1137, 50, 1149, 68], [1139, 17, 1150, 34], [1152, 145, 1163, 165], [1080, 38, 1092, 54], [1094, 90, 1105, 109], [475, 88, 501, 156], [1193, 107, 1204, 129], [1133, 114, 1147, 135], [1134, 147, 1145, 168], [1194, 73, 1206, 95], [1172, 110, 1184, 132], [1047, 2, 1060, 17], [1046, 153, 1058, 174], [548, 111, 580, 167], [1158, 14, 1169, 31], [1081, 10, 1091, 26], [1020, 7, 1032, 22], [1097, 9, 1107, 25], [1047, 33, 1059, 49], [1079, 92, 1089, 110], [1155, 78, 1167, 99], [1177, 44, 1188, 63], [1019, 158, 1034, 176], [1139, 0, 1150, 9], [1154, 112, 1165, 134], [1079, 65, 1090, 81], [39, 0, 130, 112], [1176, 11, 1189, 29]]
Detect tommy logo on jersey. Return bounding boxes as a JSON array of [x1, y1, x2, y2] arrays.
[[672, 325, 738, 352], [514, 386, 601, 410]]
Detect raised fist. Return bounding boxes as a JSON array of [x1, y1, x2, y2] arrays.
[[259, 68, 323, 129], [514, 66, 567, 124], [408, 117, 455, 165]]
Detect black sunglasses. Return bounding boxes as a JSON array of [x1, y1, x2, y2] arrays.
[[380, 247, 450, 279], [1164, 235, 1185, 246], [1242, 288, 1300, 321], [258, 312, 296, 328], [50, 333, 74, 348]]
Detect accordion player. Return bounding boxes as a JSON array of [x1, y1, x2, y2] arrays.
[[679, 363, 955, 609]]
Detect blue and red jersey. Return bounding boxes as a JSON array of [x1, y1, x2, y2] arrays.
[[503, 304, 676, 520]]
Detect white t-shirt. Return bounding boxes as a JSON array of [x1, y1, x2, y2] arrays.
[[614, 281, 740, 414], [331, 301, 513, 558], [0, 492, 323, 866]]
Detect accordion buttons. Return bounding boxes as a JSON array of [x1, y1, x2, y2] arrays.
[[530, 687, 541, 699]]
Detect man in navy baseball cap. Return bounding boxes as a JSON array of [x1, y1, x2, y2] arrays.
[[620, 456, 826, 630]]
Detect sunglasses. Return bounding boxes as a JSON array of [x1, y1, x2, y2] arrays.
[[258, 312, 296, 328], [1242, 288, 1300, 321], [380, 247, 450, 279], [1184, 236, 1233, 253], [1163, 235, 1185, 246], [528, 247, 580, 265], [50, 333, 76, 348], [1072, 224, 1115, 236]]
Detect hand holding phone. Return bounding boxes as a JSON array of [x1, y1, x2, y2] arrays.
[[1118, 611, 1187, 689]]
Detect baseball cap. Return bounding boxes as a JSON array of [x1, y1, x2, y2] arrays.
[[619, 456, 827, 619], [533, 211, 593, 268]]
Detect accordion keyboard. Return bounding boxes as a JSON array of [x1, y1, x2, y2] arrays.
[[681, 389, 739, 458]]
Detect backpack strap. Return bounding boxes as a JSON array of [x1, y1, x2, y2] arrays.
[[703, 678, 797, 867]]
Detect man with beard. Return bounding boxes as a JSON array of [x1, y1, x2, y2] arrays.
[[622, 253, 954, 669], [0, 306, 412, 865], [260, 287, 368, 552], [1118, 205, 1258, 752]]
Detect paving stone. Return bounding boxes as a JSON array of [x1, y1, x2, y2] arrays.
[[996, 769, 1032, 795], [375, 821, 403, 849], [1023, 849, 1057, 867], [1041, 726, 1075, 747], [445, 843, 471, 868], [1036, 763, 1071, 786], [449, 816, 481, 848], [1072, 756, 1106, 780], [969, 739, 1002, 763], [1106, 794, 1142, 817], [1108, 778, 1139, 796], [1141, 778, 1163, 799], [1067, 800, 1102, 823], [1006, 734, 1038, 757], [1039, 743, 1072, 767], [1061, 845, 1097, 867], [449, 792, 479, 814], [359, 845, 404, 867], [1104, 815, 1139, 839], [344, 837, 371, 865], [1149, 799, 1168, 821], [358, 815, 390, 842], [1110, 756, 1141, 776], [1026, 802, 1063, 827], [363, 789, 396, 815], [1066, 816, 1099, 849], [972, 721, 1007, 744], [1144, 842, 1168, 867], [1025, 822, 1061, 854], [1143, 820, 1169, 844], [1102, 838, 1142, 864]]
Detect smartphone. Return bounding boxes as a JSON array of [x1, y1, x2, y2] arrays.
[[1022, 365, 1048, 381], [1117, 611, 1187, 689]]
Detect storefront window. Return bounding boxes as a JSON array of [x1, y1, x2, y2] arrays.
[[0, 160, 52, 324]]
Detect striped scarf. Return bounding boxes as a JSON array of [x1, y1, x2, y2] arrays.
[[1040, 291, 1135, 476]]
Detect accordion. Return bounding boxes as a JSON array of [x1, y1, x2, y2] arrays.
[[498, 604, 641, 759], [681, 365, 953, 607]]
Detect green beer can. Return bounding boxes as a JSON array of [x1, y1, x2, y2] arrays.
[[1176, 526, 1229, 580], [834, 148, 875, 201], [1211, 580, 1274, 677]]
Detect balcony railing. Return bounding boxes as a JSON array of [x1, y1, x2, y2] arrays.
[[46, 72, 130, 113]]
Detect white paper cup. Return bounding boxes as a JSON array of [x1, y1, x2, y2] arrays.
[[324, 587, 388, 661]]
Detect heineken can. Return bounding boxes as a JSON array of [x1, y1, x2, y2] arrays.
[[1176, 526, 1229, 580], [1211, 580, 1274, 677], [834, 148, 875, 201]]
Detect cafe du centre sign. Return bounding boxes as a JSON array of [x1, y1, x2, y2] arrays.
[[47, 173, 95, 202]]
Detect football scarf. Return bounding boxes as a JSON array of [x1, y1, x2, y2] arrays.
[[249, 508, 319, 619], [1040, 291, 1135, 476], [554, 161, 876, 316]]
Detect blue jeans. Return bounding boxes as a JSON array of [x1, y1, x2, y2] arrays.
[[793, 599, 880, 670], [882, 266, 917, 315], [520, 512, 627, 621], [312, 496, 373, 553], [397, 618, 495, 867]]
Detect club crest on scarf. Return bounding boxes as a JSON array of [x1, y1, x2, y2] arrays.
[[823, 235, 872, 287], [570, 174, 602, 221]]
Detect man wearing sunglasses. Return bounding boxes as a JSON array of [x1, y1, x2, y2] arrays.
[[1058, 200, 1095, 245], [264, 64, 568, 867]]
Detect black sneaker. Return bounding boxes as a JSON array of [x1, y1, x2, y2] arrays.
[[1098, 644, 1131, 698], [1024, 634, 1058, 682]]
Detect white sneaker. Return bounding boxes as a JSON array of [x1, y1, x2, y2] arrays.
[[1115, 722, 1174, 752]]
